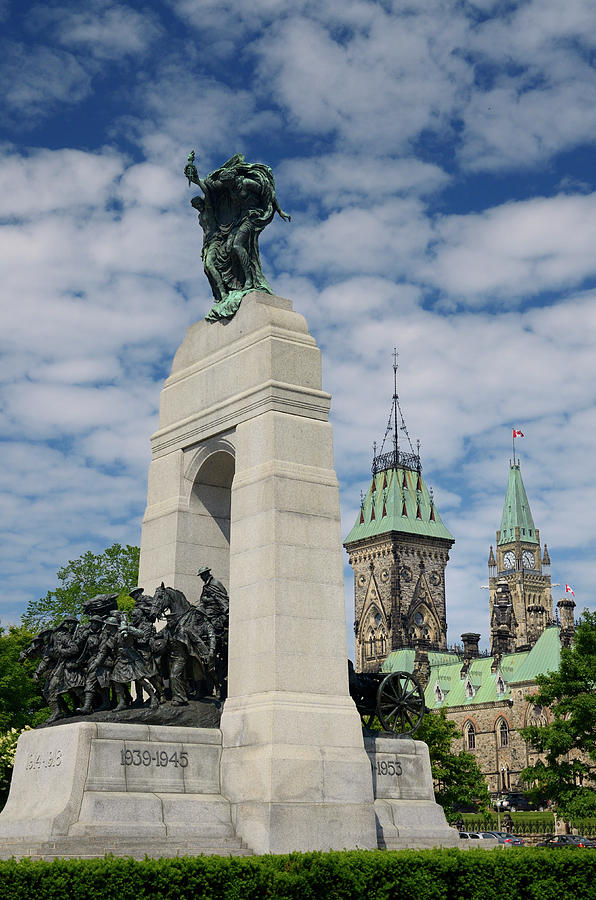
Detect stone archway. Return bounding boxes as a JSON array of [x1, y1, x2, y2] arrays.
[[188, 448, 235, 591]]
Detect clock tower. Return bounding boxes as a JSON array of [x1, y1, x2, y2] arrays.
[[488, 461, 553, 651]]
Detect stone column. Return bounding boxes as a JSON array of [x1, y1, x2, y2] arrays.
[[139, 292, 377, 854]]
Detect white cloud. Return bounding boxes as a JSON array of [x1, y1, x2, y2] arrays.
[[426, 192, 596, 303], [1, 0, 595, 642], [0, 43, 92, 123], [277, 198, 433, 279], [0, 148, 123, 217], [278, 154, 450, 209], [43, 1, 162, 60], [254, 10, 469, 151]]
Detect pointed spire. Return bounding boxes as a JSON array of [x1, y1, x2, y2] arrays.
[[498, 462, 539, 545], [542, 544, 551, 566], [344, 351, 455, 546], [488, 545, 496, 566]]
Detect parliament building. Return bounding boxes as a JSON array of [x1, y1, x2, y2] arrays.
[[344, 370, 574, 795]]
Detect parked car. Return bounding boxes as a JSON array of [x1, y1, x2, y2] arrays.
[[567, 835, 596, 849], [536, 835, 582, 848], [499, 793, 539, 812], [489, 831, 524, 845], [458, 831, 482, 840]]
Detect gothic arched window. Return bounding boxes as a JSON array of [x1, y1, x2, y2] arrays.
[[464, 721, 476, 750], [499, 719, 509, 747]]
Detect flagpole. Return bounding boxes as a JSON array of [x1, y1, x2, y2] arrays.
[[512, 429, 515, 464]]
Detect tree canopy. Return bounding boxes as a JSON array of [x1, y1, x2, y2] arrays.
[[0, 625, 49, 730], [22, 543, 140, 632], [416, 707, 490, 820], [521, 610, 596, 819]]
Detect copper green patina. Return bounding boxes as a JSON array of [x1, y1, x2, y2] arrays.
[[344, 466, 454, 545], [184, 151, 290, 322], [498, 463, 539, 545], [382, 626, 562, 710]]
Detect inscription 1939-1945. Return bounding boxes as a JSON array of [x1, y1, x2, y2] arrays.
[[120, 749, 188, 768], [375, 758, 402, 777]]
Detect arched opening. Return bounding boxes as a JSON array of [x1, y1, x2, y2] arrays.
[[464, 720, 476, 750], [499, 719, 509, 747], [189, 450, 235, 590]]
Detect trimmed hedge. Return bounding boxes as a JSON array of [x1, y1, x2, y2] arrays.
[[0, 849, 594, 900]]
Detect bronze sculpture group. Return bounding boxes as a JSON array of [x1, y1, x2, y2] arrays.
[[184, 151, 290, 321], [20, 567, 229, 725]]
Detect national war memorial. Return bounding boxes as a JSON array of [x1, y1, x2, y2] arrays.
[[0, 153, 458, 859]]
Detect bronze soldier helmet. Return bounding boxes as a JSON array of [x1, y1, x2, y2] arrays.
[[197, 565, 211, 577]]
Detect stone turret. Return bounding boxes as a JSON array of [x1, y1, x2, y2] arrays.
[[414, 638, 431, 689], [557, 598, 576, 648], [490, 580, 516, 656], [461, 632, 480, 659]]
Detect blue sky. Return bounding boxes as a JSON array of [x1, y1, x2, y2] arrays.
[[1, 0, 595, 653]]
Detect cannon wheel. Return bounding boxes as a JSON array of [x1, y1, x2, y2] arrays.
[[376, 671, 425, 736]]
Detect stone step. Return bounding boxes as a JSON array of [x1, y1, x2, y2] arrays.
[[0, 836, 253, 860]]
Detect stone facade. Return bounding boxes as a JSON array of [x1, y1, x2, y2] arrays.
[[347, 533, 452, 673], [445, 684, 551, 795]]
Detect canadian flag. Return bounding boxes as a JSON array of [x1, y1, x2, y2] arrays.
[[513, 429, 524, 438], [565, 584, 575, 596]]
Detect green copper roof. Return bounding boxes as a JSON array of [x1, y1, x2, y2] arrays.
[[344, 467, 454, 545], [512, 626, 561, 682], [381, 627, 561, 709], [498, 463, 539, 545]]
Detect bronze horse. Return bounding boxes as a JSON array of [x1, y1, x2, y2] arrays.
[[150, 584, 216, 705]]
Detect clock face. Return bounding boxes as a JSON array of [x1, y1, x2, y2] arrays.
[[503, 551, 516, 569], [414, 611, 424, 626], [522, 551, 534, 569]]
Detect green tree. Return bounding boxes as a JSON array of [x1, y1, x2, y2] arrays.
[[22, 543, 140, 631], [521, 610, 596, 819], [417, 707, 490, 820], [0, 625, 49, 730]]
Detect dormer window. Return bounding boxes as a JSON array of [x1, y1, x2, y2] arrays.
[[496, 674, 506, 694], [434, 682, 444, 703], [465, 677, 475, 699]]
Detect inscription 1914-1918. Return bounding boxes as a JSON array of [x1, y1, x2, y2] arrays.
[[375, 758, 402, 777], [25, 750, 63, 770], [120, 748, 188, 768]]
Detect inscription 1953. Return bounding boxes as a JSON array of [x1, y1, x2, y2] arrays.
[[120, 749, 188, 768], [375, 758, 402, 777]]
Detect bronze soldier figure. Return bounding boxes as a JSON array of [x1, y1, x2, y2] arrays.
[[197, 565, 229, 701]]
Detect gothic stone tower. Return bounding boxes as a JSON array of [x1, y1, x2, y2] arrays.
[[343, 360, 454, 673], [488, 462, 553, 652]]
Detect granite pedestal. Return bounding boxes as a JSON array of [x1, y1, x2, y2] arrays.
[[138, 291, 377, 853], [365, 735, 459, 849], [0, 721, 250, 859]]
